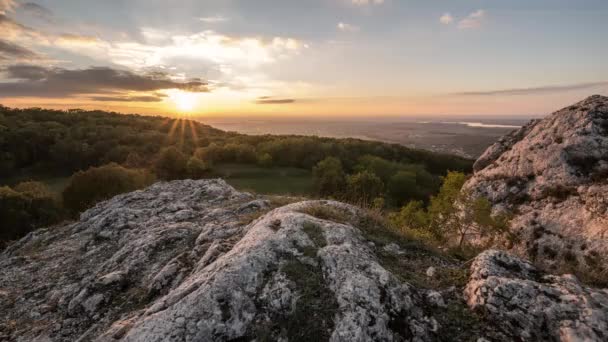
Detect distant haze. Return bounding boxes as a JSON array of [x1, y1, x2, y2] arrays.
[[201, 115, 531, 158]]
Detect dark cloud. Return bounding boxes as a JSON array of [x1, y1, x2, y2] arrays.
[[0, 39, 39, 59], [255, 96, 295, 104], [89, 94, 167, 102], [19, 2, 52, 20], [0, 65, 209, 97], [455, 82, 608, 96]]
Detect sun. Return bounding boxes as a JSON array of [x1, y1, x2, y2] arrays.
[[169, 91, 197, 112]]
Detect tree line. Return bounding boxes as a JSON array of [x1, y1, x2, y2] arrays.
[[0, 106, 473, 247]]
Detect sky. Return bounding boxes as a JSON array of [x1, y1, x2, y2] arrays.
[[1, 0, 607, 118]]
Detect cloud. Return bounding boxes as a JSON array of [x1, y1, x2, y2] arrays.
[[439, 13, 453, 25], [199, 16, 228, 23], [351, 0, 384, 5], [255, 96, 295, 104], [19, 2, 53, 20], [337, 22, 360, 32], [454, 82, 608, 96], [458, 9, 485, 29], [89, 94, 167, 102], [0, 65, 209, 98], [0, 0, 16, 14], [0, 39, 39, 60]]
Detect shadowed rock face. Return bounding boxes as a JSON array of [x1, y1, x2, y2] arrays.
[[463, 95, 608, 272], [0, 179, 439, 341], [465, 250, 608, 341]]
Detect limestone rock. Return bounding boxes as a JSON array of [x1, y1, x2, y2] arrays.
[[463, 95, 608, 271], [464, 250, 608, 341], [0, 179, 439, 341]]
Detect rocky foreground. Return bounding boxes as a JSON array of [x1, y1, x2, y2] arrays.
[[464, 95, 608, 277], [1, 179, 607, 341]]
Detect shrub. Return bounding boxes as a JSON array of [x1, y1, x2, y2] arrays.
[[62, 163, 155, 214], [257, 153, 273, 168], [345, 171, 384, 205], [154, 146, 188, 180], [0, 182, 62, 246], [312, 157, 346, 197], [186, 156, 211, 179]]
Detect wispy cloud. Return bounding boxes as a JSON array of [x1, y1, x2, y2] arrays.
[[439, 13, 453, 25], [0, 39, 40, 61], [458, 9, 485, 29], [337, 22, 360, 32], [454, 82, 608, 96], [255, 96, 295, 104], [199, 16, 229, 23], [351, 0, 384, 5]]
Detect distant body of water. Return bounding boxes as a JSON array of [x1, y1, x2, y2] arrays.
[[422, 121, 522, 129]]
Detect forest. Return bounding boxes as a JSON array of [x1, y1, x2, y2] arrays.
[[0, 106, 475, 246]]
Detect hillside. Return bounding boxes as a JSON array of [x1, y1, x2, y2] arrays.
[[0, 106, 472, 246]]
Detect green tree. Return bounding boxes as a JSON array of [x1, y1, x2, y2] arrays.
[[345, 171, 384, 205], [427, 171, 509, 246], [154, 146, 188, 180], [0, 182, 63, 246], [257, 153, 273, 168], [186, 156, 210, 179], [312, 157, 346, 197], [387, 170, 418, 206], [390, 200, 429, 231], [63, 163, 155, 214]]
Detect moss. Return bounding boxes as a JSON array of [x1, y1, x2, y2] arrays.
[[302, 222, 326, 248], [248, 255, 338, 342], [433, 299, 489, 342], [280, 259, 338, 341]]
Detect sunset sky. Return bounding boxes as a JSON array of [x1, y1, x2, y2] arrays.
[[1, 0, 607, 117]]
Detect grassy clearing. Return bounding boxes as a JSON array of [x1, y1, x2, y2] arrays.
[[212, 163, 313, 195]]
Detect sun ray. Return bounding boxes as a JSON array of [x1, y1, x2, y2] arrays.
[[188, 120, 199, 145], [179, 118, 186, 148], [166, 118, 180, 144]]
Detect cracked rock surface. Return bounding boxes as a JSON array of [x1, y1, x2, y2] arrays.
[[465, 250, 608, 341], [463, 95, 608, 271], [0, 179, 438, 341]]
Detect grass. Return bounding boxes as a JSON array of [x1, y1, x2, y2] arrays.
[[212, 163, 313, 195]]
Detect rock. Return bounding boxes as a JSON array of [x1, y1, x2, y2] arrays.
[[0, 179, 439, 341], [426, 266, 436, 278], [464, 250, 608, 341], [425, 290, 446, 308], [463, 95, 608, 269], [383, 242, 404, 255]]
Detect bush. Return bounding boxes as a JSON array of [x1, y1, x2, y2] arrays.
[[62, 163, 155, 214], [345, 171, 384, 205], [154, 146, 188, 180], [312, 157, 346, 197], [387, 171, 417, 206], [0, 182, 62, 246], [257, 153, 273, 168], [187, 156, 211, 179]]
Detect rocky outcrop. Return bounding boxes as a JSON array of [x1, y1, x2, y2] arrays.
[[0, 179, 449, 342], [465, 250, 608, 341], [463, 95, 608, 273]]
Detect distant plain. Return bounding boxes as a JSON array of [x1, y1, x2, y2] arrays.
[[201, 116, 535, 158]]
